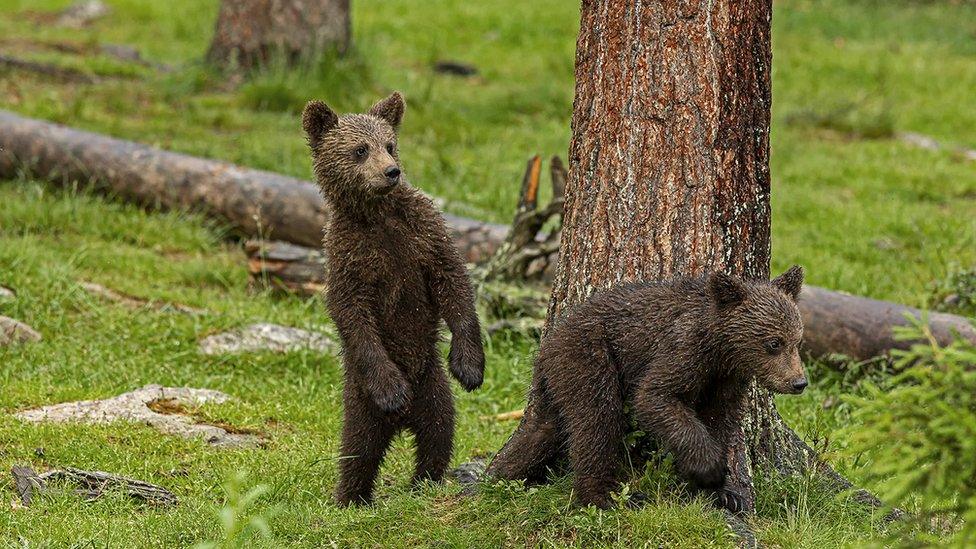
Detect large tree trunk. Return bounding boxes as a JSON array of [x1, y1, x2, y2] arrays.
[[498, 0, 794, 513], [207, 0, 351, 71]]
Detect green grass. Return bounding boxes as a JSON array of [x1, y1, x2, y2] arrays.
[[1, 0, 974, 546]]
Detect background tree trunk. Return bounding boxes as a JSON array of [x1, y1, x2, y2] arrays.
[[538, 0, 794, 512], [207, 0, 351, 71]]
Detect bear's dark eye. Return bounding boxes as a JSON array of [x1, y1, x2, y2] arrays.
[[354, 145, 368, 160], [386, 143, 395, 155], [764, 338, 784, 354]]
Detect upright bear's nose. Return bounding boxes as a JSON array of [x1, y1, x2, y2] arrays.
[[791, 378, 808, 393], [384, 166, 401, 184]]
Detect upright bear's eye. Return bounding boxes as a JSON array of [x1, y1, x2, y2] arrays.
[[386, 143, 395, 155], [764, 338, 784, 354], [354, 145, 368, 160]]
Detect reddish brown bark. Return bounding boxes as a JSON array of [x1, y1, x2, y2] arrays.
[[522, 0, 783, 513], [207, 0, 351, 70]]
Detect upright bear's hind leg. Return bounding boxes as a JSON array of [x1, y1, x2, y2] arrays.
[[335, 385, 398, 506], [408, 363, 455, 485]]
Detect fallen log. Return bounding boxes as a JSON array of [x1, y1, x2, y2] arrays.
[[11, 466, 44, 506], [0, 54, 96, 83], [11, 466, 177, 506], [800, 285, 976, 362], [0, 111, 506, 260], [245, 240, 326, 295]]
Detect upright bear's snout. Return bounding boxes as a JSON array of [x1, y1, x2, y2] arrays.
[[791, 377, 808, 393], [384, 166, 401, 185]]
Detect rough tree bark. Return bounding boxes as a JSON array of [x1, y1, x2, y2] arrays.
[[492, 0, 808, 515], [207, 0, 351, 70]]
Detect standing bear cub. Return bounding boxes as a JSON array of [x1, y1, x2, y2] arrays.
[[303, 92, 486, 506], [487, 267, 808, 512]]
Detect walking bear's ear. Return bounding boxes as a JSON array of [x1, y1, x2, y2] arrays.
[[772, 265, 804, 301], [708, 272, 746, 307], [368, 91, 405, 130], [302, 100, 338, 151]]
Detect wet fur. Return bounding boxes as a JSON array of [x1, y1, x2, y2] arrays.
[[303, 93, 485, 506], [488, 268, 806, 511]]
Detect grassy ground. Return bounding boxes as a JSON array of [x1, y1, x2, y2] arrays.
[[1, 0, 974, 546]]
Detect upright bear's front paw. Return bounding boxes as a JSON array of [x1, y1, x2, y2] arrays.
[[369, 369, 412, 413], [448, 336, 485, 392]]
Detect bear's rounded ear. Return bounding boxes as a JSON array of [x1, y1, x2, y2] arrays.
[[708, 271, 746, 307], [772, 265, 804, 301], [302, 100, 338, 150], [368, 91, 405, 130]]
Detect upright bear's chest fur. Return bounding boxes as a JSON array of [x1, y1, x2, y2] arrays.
[[326, 210, 438, 328]]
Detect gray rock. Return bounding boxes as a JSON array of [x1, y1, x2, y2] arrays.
[[55, 0, 110, 28], [0, 286, 14, 301], [199, 323, 333, 355], [1, 316, 41, 346], [451, 458, 486, 486], [15, 384, 260, 448]]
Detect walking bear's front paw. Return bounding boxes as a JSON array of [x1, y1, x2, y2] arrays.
[[448, 336, 485, 391], [710, 488, 747, 514], [369, 369, 412, 413]]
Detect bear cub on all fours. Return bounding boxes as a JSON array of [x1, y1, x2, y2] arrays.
[[302, 92, 486, 506], [487, 267, 808, 512]]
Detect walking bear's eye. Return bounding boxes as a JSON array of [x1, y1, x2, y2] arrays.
[[764, 338, 784, 354], [354, 145, 368, 159], [386, 143, 395, 155]]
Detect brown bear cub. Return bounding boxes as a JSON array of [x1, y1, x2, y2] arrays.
[[488, 267, 808, 512], [302, 92, 486, 506]]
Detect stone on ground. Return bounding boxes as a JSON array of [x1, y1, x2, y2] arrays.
[[199, 323, 333, 355], [55, 0, 110, 27], [1, 315, 42, 346], [15, 384, 260, 448]]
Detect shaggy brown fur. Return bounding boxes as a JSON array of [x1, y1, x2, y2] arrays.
[[487, 267, 807, 512], [303, 93, 485, 506]]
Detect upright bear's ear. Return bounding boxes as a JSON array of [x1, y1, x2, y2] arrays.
[[368, 91, 405, 130], [708, 272, 747, 307], [772, 265, 804, 302], [302, 100, 338, 151]]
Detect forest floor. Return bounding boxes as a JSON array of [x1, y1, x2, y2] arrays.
[[1, 0, 975, 546]]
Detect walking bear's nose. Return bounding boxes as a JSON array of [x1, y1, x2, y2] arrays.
[[384, 166, 401, 183], [792, 378, 808, 392]]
